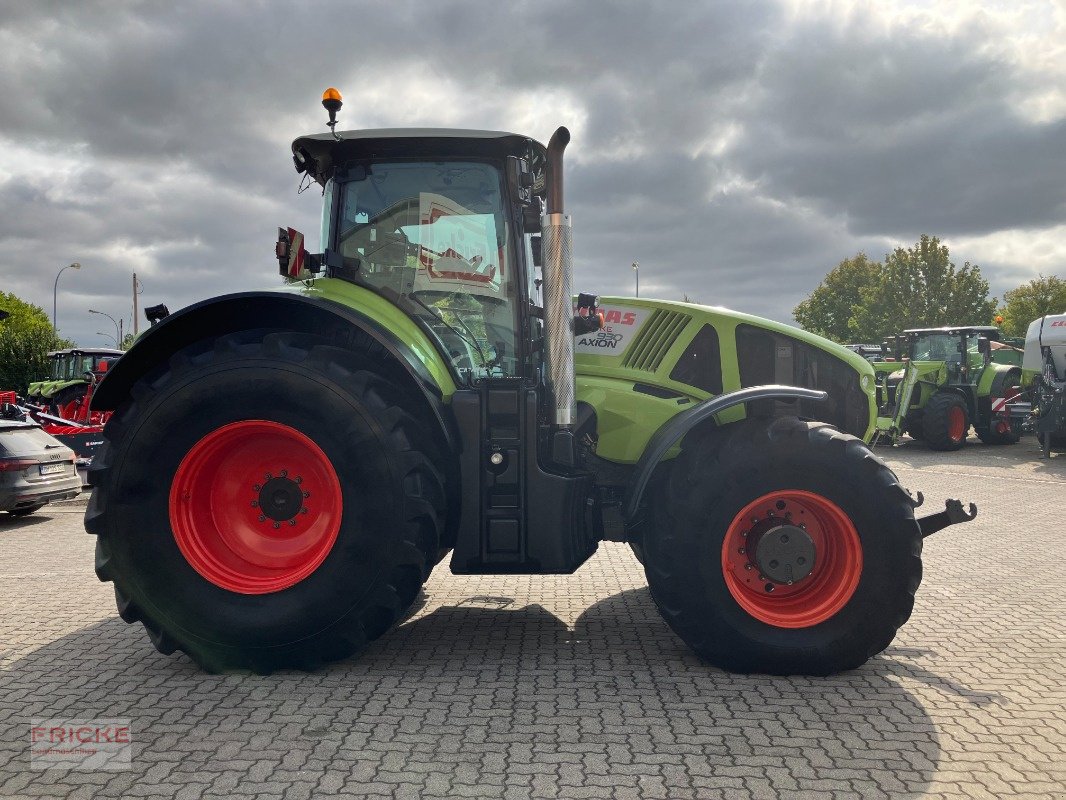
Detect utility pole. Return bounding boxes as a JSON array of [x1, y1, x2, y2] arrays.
[[133, 273, 142, 336], [632, 261, 639, 298]]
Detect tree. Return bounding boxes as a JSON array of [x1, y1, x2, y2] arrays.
[[0, 292, 74, 392], [995, 275, 1066, 337], [853, 235, 996, 339], [793, 253, 881, 343], [796, 235, 997, 343]]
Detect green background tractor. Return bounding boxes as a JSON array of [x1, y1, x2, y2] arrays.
[[873, 326, 1022, 450], [26, 347, 123, 415], [85, 92, 971, 677]]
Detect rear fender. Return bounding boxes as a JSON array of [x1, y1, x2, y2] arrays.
[[92, 291, 459, 449]]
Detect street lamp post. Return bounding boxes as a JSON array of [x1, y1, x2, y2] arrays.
[[632, 261, 639, 297], [53, 262, 82, 333], [88, 309, 121, 347]]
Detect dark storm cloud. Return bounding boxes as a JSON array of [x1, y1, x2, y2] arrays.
[[0, 0, 1062, 346]]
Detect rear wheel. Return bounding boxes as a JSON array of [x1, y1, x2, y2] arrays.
[[644, 417, 921, 675], [976, 420, 1020, 445], [86, 330, 447, 673], [922, 392, 968, 451]]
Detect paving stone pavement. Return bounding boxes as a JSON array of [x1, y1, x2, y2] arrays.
[[0, 437, 1063, 799]]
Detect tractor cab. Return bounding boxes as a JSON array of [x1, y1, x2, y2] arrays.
[[289, 129, 549, 383], [905, 326, 1001, 381]]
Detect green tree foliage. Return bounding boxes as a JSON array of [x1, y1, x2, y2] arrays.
[[793, 253, 880, 343], [0, 292, 74, 391], [995, 274, 1066, 337], [794, 235, 997, 343]]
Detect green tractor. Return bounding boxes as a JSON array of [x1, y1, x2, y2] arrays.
[[26, 348, 123, 414], [872, 326, 1023, 450], [85, 91, 974, 676]]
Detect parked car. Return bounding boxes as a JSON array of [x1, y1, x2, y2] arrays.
[[0, 420, 81, 516]]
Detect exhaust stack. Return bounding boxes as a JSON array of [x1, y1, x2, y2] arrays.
[[541, 126, 575, 427]]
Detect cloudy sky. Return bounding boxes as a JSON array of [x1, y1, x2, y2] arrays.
[[1, 0, 1064, 346]]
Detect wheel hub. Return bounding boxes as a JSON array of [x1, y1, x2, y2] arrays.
[[258, 475, 305, 522], [169, 420, 341, 595], [721, 490, 863, 628], [753, 524, 816, 584]]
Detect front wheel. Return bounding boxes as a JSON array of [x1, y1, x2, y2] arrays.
[[922, 392, 968, 451], [644, 417, 921, 676]]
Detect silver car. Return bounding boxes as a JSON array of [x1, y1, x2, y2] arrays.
[[0, 420, 81, 516]]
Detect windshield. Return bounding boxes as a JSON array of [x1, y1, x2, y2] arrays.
[[911, 334, 962, 362], [336, 161, 518, 380]]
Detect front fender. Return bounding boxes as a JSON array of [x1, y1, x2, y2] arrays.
[[624, 385, 828, 521]]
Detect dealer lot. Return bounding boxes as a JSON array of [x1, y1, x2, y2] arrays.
[[0, 440, 1063, 799]]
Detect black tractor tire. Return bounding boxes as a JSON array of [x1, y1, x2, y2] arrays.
[[85, 329, 448, 673], [643, 416, 921, 676], [975, 421, 1021, 445], [8, 504, 46, 517], [922, 392, 969, 451]]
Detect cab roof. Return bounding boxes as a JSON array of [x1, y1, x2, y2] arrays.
[[292, 128, 546, 186], [903, 326, 1001, 339], [45, 348, 124, 358]]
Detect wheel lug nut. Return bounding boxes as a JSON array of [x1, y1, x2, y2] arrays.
[[764, 583, 775, 592], [253, 484, 261, 492], [300, 507, 308, 514], [273, 521, 280, 529], [303, 491, 310, 498], [744, 563, 753, 571], [738, 548, 745, 554], [280, 469, 288, 477], [250, 500, 258, 508], [288, 519, 296, 527], [258, 515, 265, 522], [265, 473, 272, 480], [295, 476, 302, 484]]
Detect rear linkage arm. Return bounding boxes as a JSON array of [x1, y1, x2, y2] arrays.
[[910, 492, 978, 537]]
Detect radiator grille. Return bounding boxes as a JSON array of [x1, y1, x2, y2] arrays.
[[621, 310, 689, 372]]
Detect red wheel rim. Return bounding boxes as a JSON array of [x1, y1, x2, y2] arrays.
[[721, 490, 862, 628], [948, 405, 966, 442], [169, 420, 342, 594]]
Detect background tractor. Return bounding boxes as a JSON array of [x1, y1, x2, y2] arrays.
[[85, 91, 972, 677], [26, 347, 122, 416], [872, 326, 1022, 450]]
